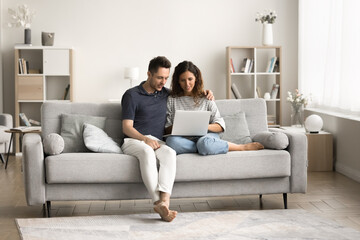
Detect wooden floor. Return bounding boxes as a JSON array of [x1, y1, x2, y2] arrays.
[[1, 156, 360, 239]]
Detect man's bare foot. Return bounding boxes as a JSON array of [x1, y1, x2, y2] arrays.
[[244, 142, 264, 150], [154, 201, 177, 222]]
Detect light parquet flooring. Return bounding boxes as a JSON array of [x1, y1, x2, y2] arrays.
[[1, 156, 360, 239]]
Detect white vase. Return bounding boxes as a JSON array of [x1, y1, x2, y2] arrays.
[[262, 23, 273, 46]]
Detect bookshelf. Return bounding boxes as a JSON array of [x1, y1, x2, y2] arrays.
[[14, 46, 73, 151], [226, 46, 282, 127]]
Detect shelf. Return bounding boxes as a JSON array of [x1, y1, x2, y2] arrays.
[[18, 74, 44, 77], [226, 46, 281, 126], [231, 73, 256, 76], [256, 72, 280, 75], [18, 100, 44, 103]]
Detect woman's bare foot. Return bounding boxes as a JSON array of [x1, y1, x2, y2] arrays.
[[154, 201, 177, 222], [243, 142, 264, 150]]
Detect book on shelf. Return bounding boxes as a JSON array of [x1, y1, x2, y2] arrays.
[[18, 58, 29, 74], [256, 86, 262, 98], [19, 113, 31, 127], [231, 83, 242, 99], [270, 83, 280, 99], [230, 58, 235, 73], [240, 58, 253, 73], [267, 57, 277, 73], [266, 57, 277, 73], [273, 58, 280, 73], [63, 84, 70, 100]]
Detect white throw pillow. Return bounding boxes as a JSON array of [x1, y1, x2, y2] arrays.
[[43, 133, 65, 155], [83, 123, 122, 154]]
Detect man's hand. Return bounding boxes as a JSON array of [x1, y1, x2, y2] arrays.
[[204, 90, 215, 101], [144, 136, 160, 150]]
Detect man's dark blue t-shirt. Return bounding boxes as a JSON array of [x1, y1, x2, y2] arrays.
[[121, 81, 169, 140]]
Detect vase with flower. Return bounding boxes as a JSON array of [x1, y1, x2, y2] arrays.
[[287, 89, 308, 127], [255, 9, 277, 46], [8, 4, 36, 45]]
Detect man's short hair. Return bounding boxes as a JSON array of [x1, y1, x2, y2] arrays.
[[148, 56, 171, 74]]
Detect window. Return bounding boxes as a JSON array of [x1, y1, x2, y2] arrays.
[[299, 0, 360, 114]]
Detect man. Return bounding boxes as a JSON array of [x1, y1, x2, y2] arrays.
[[121, 56, 213, 222]]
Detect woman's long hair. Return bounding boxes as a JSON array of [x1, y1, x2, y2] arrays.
[[170, 61, 204, 104]]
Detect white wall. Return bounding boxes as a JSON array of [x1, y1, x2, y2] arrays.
[[1, 0, 298, 124]]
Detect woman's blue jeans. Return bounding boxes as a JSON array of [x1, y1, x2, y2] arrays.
[[165, 133, 229, 155]]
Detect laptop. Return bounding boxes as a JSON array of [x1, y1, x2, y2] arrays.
[[170, 110, 211, 136]]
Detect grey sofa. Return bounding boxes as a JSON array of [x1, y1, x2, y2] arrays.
[[22, 99, 307, 217], [0, 113, 13, 163]]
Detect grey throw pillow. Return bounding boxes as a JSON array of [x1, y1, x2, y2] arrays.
[[60, 113, 106, 152], [252, 131, 289, 150], [83, 123, 122, 154], [43, 133, 64, 155], [219, 112, 252, 144]]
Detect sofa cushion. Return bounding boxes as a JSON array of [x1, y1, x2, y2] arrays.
[[83, 123, 122, 153], [219, 112, 252, 144], [43, 133, 64, 155], [45, 150, 290, 184], [60, 114, 106, 153], [45, 153, 142, 184], [252, 131, 289, 150], [175, 150, 291, 182]]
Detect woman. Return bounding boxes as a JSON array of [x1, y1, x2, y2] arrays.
[[165, 61, 264, 155]]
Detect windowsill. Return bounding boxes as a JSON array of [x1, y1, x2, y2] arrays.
[[305, 107, 360, 122]]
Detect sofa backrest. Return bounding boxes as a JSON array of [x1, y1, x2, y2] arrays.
[[41, 98, 268, 142], [41, 102, 123, 143], [215, 99, 268, 137]]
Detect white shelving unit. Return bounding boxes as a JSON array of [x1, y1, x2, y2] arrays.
[[14, 46, 73, 151], [226, 46, 282, 126]]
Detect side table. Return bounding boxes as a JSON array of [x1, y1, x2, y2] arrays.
[[4, 127, 41, 169], [281, 127, 334, 171]]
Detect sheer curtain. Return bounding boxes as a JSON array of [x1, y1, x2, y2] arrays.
[[299, 0, 360, 113]]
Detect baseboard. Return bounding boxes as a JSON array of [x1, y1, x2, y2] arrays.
[[335, 162, 360, 183]]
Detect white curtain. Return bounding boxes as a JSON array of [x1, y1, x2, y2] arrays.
[[299, 0, 360, 113]]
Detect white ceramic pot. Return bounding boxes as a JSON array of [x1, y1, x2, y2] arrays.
[[262, 23, 273, 46]]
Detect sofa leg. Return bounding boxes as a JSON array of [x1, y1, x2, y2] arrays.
[[259, 194, 263, 209], [46, 201, 51, 218], [283, 193, 288, 209], [0, 153, 4, 163]]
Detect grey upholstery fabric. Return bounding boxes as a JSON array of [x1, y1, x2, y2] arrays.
[[252, 131, 289, 150], [219, 112, 252, 144], [215, 99, 268, 138], [270, 128, 308, 192], [61, 113, 106, 152], [22, 133, 46, 205], [45, 150, 290, 184], [22, 99, 307, 206], [41, 102, 123, 144]]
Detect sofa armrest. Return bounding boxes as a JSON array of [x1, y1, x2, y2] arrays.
[[22, 133, 46, 206], [0, 114, 13, 128], [269, 128, 308, 193]]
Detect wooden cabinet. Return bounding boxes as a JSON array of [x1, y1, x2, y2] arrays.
[[281, 127, 334, 171], [14, 46, 73, 151], [226, 46, 282, 126], [307, 132, 333, 171]]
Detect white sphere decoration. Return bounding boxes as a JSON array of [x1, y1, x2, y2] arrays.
[[305, 114, 323, 133]]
